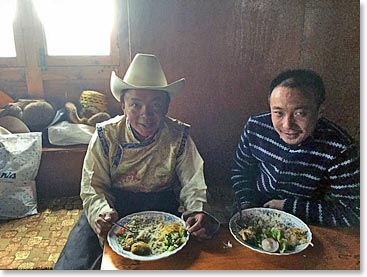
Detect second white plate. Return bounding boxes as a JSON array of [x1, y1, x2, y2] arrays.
[[229, 208, 312, 255]]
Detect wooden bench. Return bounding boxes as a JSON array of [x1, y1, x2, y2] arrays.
[[36, 146, 87, 200]]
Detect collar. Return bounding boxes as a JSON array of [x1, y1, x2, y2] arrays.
[[126, 118, 163, 143]]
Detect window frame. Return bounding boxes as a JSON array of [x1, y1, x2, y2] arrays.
[[0, 0, 126, 98], [35, 0, 121, 68], [0, 0, 122, 68]]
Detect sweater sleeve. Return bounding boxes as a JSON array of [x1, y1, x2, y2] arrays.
[[231, 122, 264, 209], [282, 143, 360, 226]]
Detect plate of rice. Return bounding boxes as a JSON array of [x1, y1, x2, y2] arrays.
[[229, 208, 313, 255], [107, 211, 189, 261]]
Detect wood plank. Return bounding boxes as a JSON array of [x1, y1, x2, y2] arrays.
[[115, 0, 131, 74], [41, 66, 119, 81], [128, 0, 305, 202], [0, 81, 28, 99], [301, 0, 360, 138], [19, 0, 44, 97], [0, 68, 25, 81], [42, 79, 121, 115], [36, 146, 87, 200], [45, 56, 119, 67]]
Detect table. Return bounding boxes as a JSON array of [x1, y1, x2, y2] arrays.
[[101, 224, 360, 270]]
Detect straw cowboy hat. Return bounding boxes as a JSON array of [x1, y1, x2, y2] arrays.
[[110, 53, 185, 101]]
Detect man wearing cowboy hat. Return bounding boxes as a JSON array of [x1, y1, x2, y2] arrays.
[[55, 53, 219, 270]]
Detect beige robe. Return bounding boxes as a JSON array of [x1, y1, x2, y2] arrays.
[[80, 115, 208, 233]]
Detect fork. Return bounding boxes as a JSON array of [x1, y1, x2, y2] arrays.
[[235, 195, 247, 229]]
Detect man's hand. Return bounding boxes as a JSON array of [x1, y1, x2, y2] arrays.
[[263, 199, 285, 210], [185, 212, 219, 241], [95, 211, 119, 238]]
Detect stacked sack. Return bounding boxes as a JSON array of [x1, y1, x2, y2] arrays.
[[0, 119, 42, 220]]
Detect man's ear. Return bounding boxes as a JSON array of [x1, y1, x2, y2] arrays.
[[120, 101, 126, 113], [163, 103, 169, 115], [163, 93, 170, 114], [318, 103, 325, 119]]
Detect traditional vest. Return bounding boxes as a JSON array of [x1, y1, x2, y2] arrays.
[[96, 115, 190, 193]]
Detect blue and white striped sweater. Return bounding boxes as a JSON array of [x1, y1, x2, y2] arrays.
[[231, 112, 360, 227]]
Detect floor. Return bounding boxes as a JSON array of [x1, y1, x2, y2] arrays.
[[0, 196, 82, 270], [0, 193, 234, 270]]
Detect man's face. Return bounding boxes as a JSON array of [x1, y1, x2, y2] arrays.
[[122, 89, 169, 139], [270, 86, 321, 145]]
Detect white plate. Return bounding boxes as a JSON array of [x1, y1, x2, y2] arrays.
[[107, 211, 189, 261], [229, 208, 312, 255]]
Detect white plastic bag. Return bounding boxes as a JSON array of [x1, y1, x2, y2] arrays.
[[0, 132, 42, 220], [48, 121, 95, 145]]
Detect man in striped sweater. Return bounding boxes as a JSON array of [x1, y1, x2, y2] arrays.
[[231, 69, 359, 226]]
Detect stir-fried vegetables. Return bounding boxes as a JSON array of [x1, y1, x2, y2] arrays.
[[161, 222, 188, 251], [116, 215, 188, 256], [238, 216, 311, 253]]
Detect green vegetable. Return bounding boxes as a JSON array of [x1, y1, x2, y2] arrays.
[[163, 232, 186, 252], [260, 228, 288, 253], [279, 238, 287, 253], [267, 228, 281, 241]]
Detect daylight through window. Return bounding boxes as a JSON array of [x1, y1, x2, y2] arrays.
[[0, 0, 17, 57], [33, 0, 115, 56]]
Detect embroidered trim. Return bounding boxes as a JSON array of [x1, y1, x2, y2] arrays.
[[113, 146, 123, 169], [177, 126, 189, 159], [96, 125, 109, 156]]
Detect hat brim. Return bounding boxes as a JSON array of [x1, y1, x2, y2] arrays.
[[110, 71, 185, 102]]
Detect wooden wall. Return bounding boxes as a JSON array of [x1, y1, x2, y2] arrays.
[[127, 0, 359, 203], [0, 0, 360, 205]]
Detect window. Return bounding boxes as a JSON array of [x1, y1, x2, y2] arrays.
[[0, 0, 128, 100], [33, 0, 115, 56], [0, 0, 121, 67], [32, 0, 120, 66], [0, 0, 17, 58]]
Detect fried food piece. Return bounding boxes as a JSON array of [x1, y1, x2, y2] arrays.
[[123, 236, 134, 251], [131, 241, 151, 256], [238, 227, 256, 241]]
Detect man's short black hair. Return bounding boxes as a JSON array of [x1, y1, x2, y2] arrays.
[[268, 69, 326, 107]]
